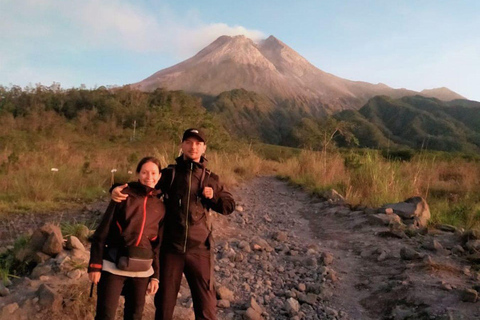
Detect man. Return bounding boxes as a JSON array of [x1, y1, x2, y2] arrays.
[[112, 128, 235, 320]]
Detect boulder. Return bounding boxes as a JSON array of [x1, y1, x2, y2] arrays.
[[66, 236, 85, 251], [29, 224, 63, 256], [217, 299, 230, 308], [381, 197, 430, 228]]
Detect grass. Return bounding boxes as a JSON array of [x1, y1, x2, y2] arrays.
[[275, 148, 480, 230]]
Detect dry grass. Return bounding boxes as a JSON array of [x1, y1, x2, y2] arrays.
[[275, 149, 480, 229]]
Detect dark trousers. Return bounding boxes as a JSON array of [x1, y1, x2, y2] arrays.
[[154, 249, 216, 320], [95, 271, 150, 320]]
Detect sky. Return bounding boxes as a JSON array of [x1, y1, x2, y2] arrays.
[[1, 0, 479, 101]]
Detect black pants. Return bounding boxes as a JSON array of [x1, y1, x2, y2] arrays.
[[154, 249, 216, 320], [95, 271, 150, 320]]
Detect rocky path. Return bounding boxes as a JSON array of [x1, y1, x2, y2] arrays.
[[2, 176, 480, 319], [208, 176, 480, 319]]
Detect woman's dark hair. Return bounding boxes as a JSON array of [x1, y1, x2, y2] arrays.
[[136, 157, 162, 173]]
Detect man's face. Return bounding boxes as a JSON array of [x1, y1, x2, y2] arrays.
[[181, 137, 206, 162]]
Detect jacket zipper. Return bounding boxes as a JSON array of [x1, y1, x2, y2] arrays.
[[183, 162, 193, 252], [136, 195, 148, 246]]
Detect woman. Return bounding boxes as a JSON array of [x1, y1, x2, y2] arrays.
[[88, 157, 165, 320]]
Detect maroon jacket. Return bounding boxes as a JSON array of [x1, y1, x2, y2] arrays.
[[88, 182, 165, 279]]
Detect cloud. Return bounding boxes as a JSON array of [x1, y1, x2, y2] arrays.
[[54, 0, 264, 56]]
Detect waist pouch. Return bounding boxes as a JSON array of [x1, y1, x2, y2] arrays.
[[116, 246, 154, 272]]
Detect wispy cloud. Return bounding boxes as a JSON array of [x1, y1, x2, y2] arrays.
[[0, 0, 264, 86]]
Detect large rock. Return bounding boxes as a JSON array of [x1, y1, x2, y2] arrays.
[[381, 197, 430, 228], [29, 224, 63, 256], [37, 284, 62, 311]]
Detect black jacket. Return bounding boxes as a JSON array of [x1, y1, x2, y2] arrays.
[[159, 156, 235, 253], [88, 182, 165, 279]]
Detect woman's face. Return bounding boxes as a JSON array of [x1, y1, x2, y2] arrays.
[[138, 161, 161, 188]]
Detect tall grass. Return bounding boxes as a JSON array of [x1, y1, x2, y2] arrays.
[[275, 148, 480, 229]]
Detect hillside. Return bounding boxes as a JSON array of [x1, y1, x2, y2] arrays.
[[334, 96, 480, 152]]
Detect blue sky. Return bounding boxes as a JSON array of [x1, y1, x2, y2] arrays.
[[1, 0, 479, 101]]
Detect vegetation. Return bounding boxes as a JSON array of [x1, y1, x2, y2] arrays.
[[1, 84, 479, 231]]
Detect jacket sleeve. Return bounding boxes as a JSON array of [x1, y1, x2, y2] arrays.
[[150, 216, 164, 280], [205, 173, 235, 215], [88, 200, 123, 272]]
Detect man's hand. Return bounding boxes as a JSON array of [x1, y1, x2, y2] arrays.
[[147, 279, 159, 295], [112, 184, 128, 202], [88, 271, 101, 284], [202, 187, 214, 199]]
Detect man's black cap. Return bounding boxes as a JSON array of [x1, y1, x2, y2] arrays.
[[182, 128, 206, 143]]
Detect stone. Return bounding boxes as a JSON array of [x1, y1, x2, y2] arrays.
[[321, 252, 334, 265], [31, 264, 52, 279], [422, 239, 444, 251], [400, 247, 422, 260], [325, 307, 339, 317], [369, 214, 402, 226], [250, 236, 273, 252], [37, 284, 62, 311], [244, 307, 263, 320], [1, 303, 18, 315], [461, 288, 478, 302], [42, 230, 63, 256], [377, 251, 388, 261], [298, 283, 306, 292], [216, 286, 234, 301], [285, 297, 300, 314], [0, 283, 10, 296], [273, 231, 288, 242], [32, 251, 52, 264], [465, 240, 480, 252], [249, 297, 263, 314], [29, 224, 63, 256], [452, 245, 465, 255], [66, 236, 85, 251], [235, 205, 244, 212], [67, 269, 83, 280], [217, 299, 230, 308], [172, 306, 195, 320]]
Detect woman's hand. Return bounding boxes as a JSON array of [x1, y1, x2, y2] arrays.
[[88, 272, 101, 284], [112, 184, 129, 202], [147, 279, 159, 295]]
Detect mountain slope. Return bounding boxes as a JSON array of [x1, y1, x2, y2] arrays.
[[334, 96, 480, 152], [132, 35, 438, 112]]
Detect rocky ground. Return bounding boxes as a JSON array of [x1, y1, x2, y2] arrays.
[[1, 176, 480, 319]]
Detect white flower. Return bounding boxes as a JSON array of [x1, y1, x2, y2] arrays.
[[51, 168, 59, 172], [111, 169, 117, 173]]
